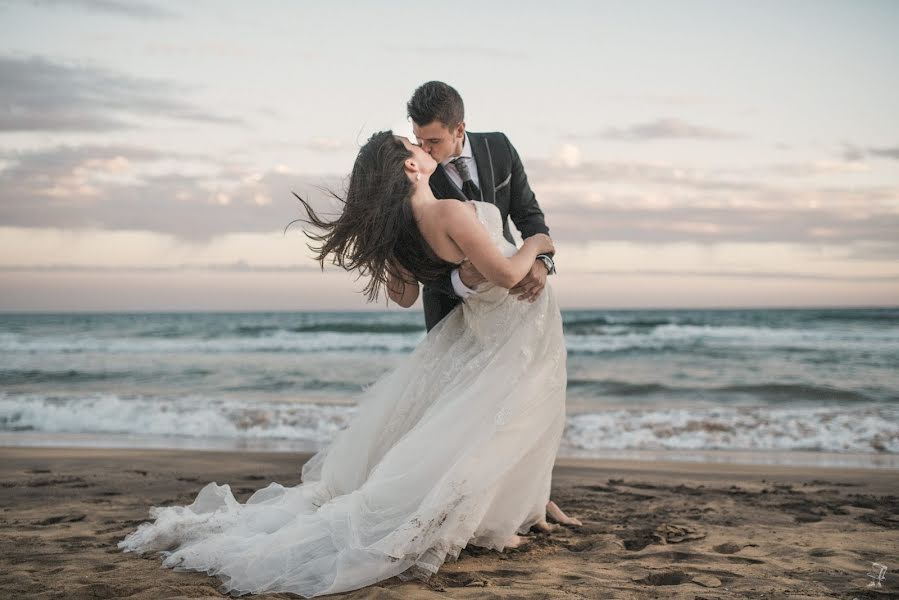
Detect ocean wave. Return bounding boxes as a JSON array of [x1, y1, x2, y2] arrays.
[[717, 383, 878, 403], [0, 367, 373, 394], [221, 379, 363, 394], [0, 369, 132, 385], [566, 379, 882, 403], [564, 323, 899, 355], [800, 308, 899, 323], [563, 315, 681, 334], [2, 317, 896, 357], [567, 379, 670, 396], [227, 323, 425, 336], [0, 331, 424, 355], [565, 405, 899, 454], [288, 323, 425, 334], [2, 393, 896, 455], [0, 393, 355, 443]]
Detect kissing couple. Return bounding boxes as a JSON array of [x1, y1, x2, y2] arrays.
[[118, 81, 580, 597]]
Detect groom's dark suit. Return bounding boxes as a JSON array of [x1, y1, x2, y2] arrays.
[[422, 131, 551, 331]]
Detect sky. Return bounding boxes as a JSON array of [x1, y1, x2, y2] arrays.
[[0, 0, 897, 311]]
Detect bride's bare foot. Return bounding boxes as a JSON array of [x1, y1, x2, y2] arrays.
[[531, 519, 557, 534], [546, 500, 582, 526], [503, 534, 530, 549]]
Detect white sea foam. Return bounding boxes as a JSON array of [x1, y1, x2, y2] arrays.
[[2, 320, 896, 356], [2, 393, 896, 455], [564, 324, 899, 355], [0, 393, 355, 444], [564, 405, 899, 454], [0, 331, 424, 354]]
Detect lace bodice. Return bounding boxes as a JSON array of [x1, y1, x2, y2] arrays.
[[465, 201, 522, 305], [472, 201, 517, 258]]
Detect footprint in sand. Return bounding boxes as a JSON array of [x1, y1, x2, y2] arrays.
[[633, 571, 693, 586], [713, 542, 758, 554], [565, 540, 603, 553], [33, 514, 86, 526], [633, 571, 725, 589]]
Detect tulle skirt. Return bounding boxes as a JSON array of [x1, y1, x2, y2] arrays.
[[118, 282, 567, 597]]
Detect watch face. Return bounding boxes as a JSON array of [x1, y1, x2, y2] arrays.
[[539, 256, 555, 274]]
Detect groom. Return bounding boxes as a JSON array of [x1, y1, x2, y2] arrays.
[[406, 82, 579, 530], [406, 81, 557, 332]]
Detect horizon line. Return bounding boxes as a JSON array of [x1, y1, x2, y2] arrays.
[[0, 304, 896, 315]]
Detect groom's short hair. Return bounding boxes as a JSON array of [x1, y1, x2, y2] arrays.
[[407, 81, 464, 129]]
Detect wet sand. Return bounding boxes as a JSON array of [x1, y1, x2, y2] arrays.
[[1, 446, 897, 599]]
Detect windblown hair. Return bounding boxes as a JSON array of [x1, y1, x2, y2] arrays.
[[287, 131, 458, 303], [406, 81, 465, 128]]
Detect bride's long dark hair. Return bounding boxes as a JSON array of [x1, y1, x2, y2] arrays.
[[287, 131, 458, 303]]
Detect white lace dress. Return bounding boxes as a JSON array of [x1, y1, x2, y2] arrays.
[[118, 201, 568, 597]]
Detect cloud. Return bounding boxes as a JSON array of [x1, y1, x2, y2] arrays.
[[845, 241, 899, 262], [0, 262, 323, 273], [869, 146, 899, 160], [29, 0, 177, 19], [0, 55, 239, 132], [842, 143, 899, 162], [525, 156, 899, 249], [0, 143, 344, 240], [3, 142, 897, 253], [528, 158, 763, 192], [570, 118, 743, 141], [550, 144, 582, 168], [767, 160, 871, 177], [540, 198, 899, 247]]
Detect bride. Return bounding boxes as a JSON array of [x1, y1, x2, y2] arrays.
[[118, 130, 578, 597]]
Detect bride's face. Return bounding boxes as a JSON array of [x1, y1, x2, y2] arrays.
[[398, 136, 437, 179]]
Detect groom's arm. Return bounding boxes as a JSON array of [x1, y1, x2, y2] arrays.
[[502, 134, 551, 245], [502, 133, 555, 301]]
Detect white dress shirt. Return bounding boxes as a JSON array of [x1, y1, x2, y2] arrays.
[[441, 131, 480, 192]]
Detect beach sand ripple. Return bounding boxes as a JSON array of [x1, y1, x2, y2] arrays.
[[1, 448, 897, 599]]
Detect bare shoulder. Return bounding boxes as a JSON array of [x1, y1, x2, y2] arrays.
[[436, 200, 477, 223]]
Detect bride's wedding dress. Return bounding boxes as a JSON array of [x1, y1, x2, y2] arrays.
[[118, 201, 568, 597]]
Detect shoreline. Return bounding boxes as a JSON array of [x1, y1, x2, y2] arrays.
[[2, 431, 898, 470], [1, 446, 897, 598], [2, 304, 896, 314]]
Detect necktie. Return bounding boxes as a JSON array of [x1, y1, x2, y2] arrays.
[[450, 157, 481, 201]]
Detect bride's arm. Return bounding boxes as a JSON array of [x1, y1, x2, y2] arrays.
[[386, 260, 420, 308], [443, 204, 554, 290]]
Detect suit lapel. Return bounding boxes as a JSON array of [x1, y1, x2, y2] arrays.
[[469, 132, 496, 205], [430, 164, 466, 201]]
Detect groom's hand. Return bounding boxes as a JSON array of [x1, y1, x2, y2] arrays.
[[459, 260, 487, 289], [510, 261, 548, 302]]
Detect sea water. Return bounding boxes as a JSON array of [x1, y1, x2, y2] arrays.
[[1, 308, 896, 467]]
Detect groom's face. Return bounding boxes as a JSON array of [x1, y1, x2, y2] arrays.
[[412, 120, 465, 164]]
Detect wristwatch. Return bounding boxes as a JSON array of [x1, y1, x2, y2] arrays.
[[537, 254, 556, 275]]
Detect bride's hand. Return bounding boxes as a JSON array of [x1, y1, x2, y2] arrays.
[[525, 233, 555, 255]]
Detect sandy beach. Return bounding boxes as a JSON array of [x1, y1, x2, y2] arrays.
[[1, 447, 897, 599]]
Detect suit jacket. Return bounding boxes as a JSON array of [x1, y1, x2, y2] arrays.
[[422, 131, 550, 331]]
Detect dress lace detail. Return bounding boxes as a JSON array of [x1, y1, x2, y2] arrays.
[[117, 199, 568, 598]]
